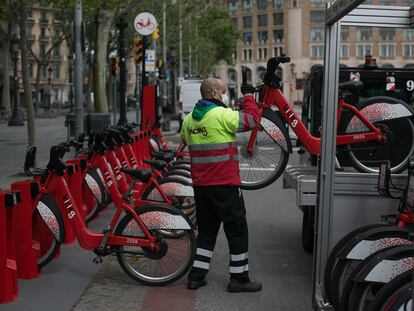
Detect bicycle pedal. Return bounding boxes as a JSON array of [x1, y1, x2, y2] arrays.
[[93, 256, 103, 264]]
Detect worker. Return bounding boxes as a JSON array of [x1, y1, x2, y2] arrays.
[[180, 77, 262, 292]]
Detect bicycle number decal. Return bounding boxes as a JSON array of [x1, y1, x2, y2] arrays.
[[407, 80, 414, 91]]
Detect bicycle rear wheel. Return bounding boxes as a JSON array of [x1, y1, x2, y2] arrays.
[[32, 194, 65, 268], [237, 115, 290, 190], [115, 204, 196, 286], [342, 97, 414, 173]]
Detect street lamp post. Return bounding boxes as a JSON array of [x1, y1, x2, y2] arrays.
[[8, 34, 24, 126], [68, 52, 74, 113], [47, 65, 53, 115]]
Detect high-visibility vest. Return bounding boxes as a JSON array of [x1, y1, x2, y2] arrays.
[[181, 98, 258, 186]]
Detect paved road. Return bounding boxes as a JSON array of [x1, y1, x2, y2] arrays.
[[0, 112, 313, 311]]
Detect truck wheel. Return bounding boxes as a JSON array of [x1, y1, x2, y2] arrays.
[[302, 205, 314, 253]]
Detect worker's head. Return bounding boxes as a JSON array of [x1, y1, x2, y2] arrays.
[[200, 78, 228, 106]]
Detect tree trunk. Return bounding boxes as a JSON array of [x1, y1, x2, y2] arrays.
[[19, 0, 35, 146], [1, 37, 11, 118], [34, 62, 42, 117], [93, 10, 114, 113]]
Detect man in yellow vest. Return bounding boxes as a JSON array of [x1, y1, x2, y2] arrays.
[[181, 77, 262, 292]]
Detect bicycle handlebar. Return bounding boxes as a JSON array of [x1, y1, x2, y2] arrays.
[[266, 55, 290, 76]]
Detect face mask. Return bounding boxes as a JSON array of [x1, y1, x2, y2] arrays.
[[221, 94, 229, 107]]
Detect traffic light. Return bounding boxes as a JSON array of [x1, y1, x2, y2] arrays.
[[111, 57, 117, 76], [157, 57, 165, 79], [152, 26, 160, 40], [133, 36, 143, 63]]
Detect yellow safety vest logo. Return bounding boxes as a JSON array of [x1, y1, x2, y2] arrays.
[[188, 126, 208, 137]]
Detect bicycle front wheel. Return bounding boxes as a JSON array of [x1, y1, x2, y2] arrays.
[[237, 115, 289, 190], [115, 204, 196, 286]]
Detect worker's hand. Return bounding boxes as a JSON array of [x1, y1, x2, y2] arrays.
[[240, 84, 255, 95]]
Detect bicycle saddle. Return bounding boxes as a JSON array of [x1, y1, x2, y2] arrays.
[[152, 151, 174, 162], [143, 159, 167, 171], [120, 167, 152, 182], [338, 80, 363, 93]]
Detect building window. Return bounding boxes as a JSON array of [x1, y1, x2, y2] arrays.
[[289, 0, 301, 8], [258, 31, 268, 43], [310, 11, 325, 23], [402, 29, 414, 42], [40, 10, 48, 23], [40, 27, 46, 38], [273, 12, 283, 25], [232, 50, 237, 60], [243, 0, 252, 11], [341, 27, 349, 41], [53, 46, 60, 58], [310, 28, 325, 41], [310, 0, 325, 6], [40, 65, 46, 79], [52, 64, 60, 79], [400, 0, 411, 5], [379, 28, 395, 41], [231, 18, 238, 28], [258, 14, 268, 27], [274, 46, 284, 57], [257, 0, 268, 10], [243, 49, 252, 61], [356, 44, 373, 58], [229, 1, 238, 13], [379, 44, 395, 58], [243, 32, 253, 43], [310, 45, 324, 59], [356, 27, 372, 41], [258, 48, 268, 60], [28, 63, 33, 78], [273, 0, 283, 8], [273, 29, 284, 42], [403, 44, 414, 58], [40, 43, 46, 58], [26, 26, 32, 36], [340, 45, 349, 58], [243, 16, 252, 28]]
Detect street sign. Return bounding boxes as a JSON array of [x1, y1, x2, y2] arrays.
[[134, 12, 157, 36], [145, 49, 155, 71], [326, 0, 365, 25]]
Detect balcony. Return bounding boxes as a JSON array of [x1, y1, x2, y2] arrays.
[[26, 17, 35, 24], [39, 18, 49, 25], [39, 35, 50, 42]]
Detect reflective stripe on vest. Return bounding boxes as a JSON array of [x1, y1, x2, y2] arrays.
[[237, 112, 256, 132], [189, 142, 238, 164]]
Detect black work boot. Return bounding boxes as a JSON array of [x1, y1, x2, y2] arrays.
[[187, 279, 207, 290], [227, 278, 262, 293]]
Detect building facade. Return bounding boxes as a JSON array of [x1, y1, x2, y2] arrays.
[[222, 0, 414, 103], [0, 4, 70, 114]]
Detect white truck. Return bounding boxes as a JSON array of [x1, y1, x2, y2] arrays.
[[178, 79, 202, 115]]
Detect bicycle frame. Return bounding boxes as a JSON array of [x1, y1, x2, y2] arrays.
[[42, 160, 157, 251], [247, 87, 385, 155]]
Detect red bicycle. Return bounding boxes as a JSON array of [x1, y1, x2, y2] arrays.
[[238, 56, 414, 190], [38, 144, 196, 285]]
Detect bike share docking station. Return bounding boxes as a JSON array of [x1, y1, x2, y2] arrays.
[[283, 2, 414, 310]]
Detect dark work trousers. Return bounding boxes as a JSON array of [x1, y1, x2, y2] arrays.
[[188, 185, 249, 282]]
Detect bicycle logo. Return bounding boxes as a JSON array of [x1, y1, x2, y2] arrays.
[[134, 12, 157, 36], [136, 17, 154, 31]]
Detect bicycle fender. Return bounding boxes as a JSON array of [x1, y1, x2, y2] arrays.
[[138, 204, 193, 230], [36, 194, 62, 241], [336, 226, 412, 260], [262, 108, 292, 153], [145, 179, 194, 201], [84, 168, 105, 204], [345, 97, 414, 133], [353, 245, 414, 283]]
